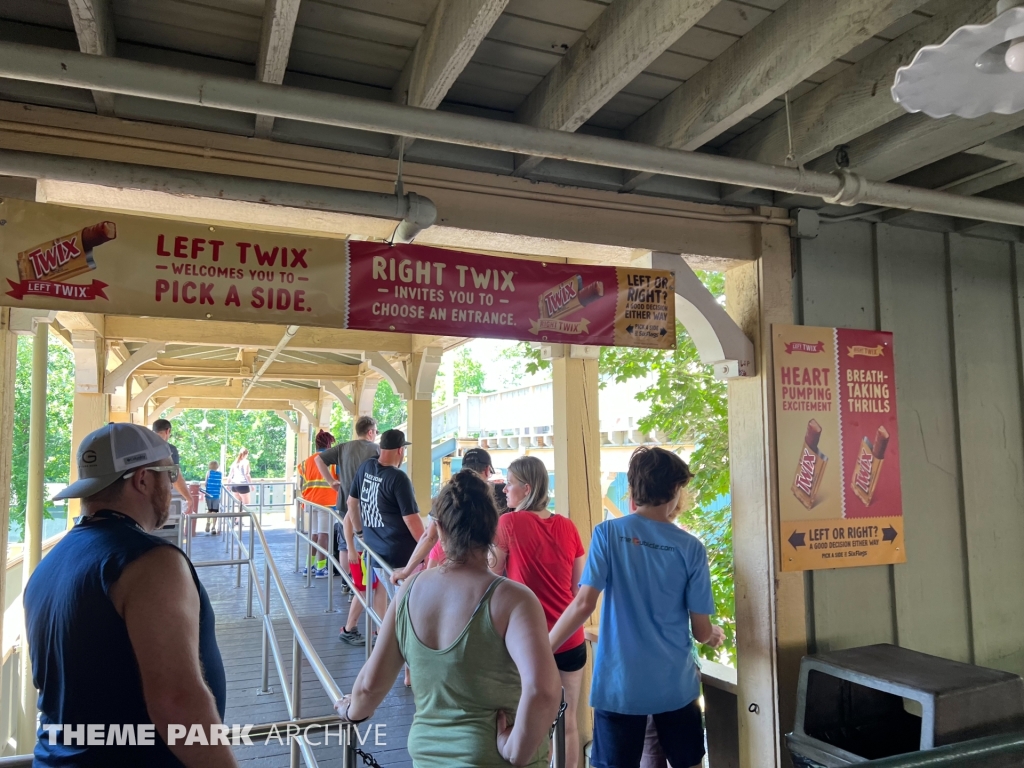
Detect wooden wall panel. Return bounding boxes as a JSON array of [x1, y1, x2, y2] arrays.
[[798, 221, 897, 650], [949, 235, 1024, 675], [876, 226, 971, 662], [799, 222, 1024, 675]]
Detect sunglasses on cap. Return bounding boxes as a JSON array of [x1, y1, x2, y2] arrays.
[[122, 465, 180, 483]]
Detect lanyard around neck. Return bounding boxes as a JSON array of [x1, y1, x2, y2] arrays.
[[80, 509, 145, 533]]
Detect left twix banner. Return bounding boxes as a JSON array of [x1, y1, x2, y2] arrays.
[[0, 199, 676, 349], [0, 198, 347, 325]]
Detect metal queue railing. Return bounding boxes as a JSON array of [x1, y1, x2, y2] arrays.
[[292, 496, 567, 768], [247, 480, 295, 523], [292, 495, 395, 663], [293, 497, 388, 663], [184, 490, 361, 768], [0, 490, 356, 768]]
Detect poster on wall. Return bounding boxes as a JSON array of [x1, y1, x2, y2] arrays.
[[773, 324, 905, 571], [0, 199, 675, 350]]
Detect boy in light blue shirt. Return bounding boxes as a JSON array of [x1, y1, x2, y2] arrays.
[[550, 446, 724, 768]]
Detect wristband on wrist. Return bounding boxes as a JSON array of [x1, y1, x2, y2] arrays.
[[339, 701, 370, 725]]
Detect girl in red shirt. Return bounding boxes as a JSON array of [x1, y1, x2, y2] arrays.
[[492, 455, 586, 768]]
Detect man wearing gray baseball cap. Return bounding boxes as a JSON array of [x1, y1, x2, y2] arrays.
[[23, 423, 237, 767]]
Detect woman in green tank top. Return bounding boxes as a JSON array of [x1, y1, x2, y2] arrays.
[[336, 471, 562, 767]]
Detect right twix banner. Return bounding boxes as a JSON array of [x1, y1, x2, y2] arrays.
[[773, 325, 905, 571]]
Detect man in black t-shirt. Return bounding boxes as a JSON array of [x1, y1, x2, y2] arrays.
[[390, 446, 498, 584], [347, 429, 425, 599]]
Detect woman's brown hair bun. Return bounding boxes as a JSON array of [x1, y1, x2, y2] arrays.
[[433, 470, 498, 566]]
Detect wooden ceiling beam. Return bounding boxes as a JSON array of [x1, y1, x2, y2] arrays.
[[253, 0, 302, 138], [159, 384, 320, 401], [55, 311, 104, 335], [392, 0, 509, 152], [942, 164, 1024, 198], [513, 0, 721, 176], [801, 111, 1024, 185], [159, 398, 298, 411], [774, 115, 1024, 211], [67, 0, 117, 116], [721, 0, 997, 168], [621, 0, 931, 191], [880, 144, 1024, 224], [104, 316, 413, 354], [136, 359, 360, 380], [966, 130, 1024, 165]]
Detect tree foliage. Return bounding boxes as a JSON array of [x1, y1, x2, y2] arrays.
[[168, 409, 289, 482], [452, 348, 487, 395], [10, 335, 76, 532], [330, 407, 354, 444], [436, 346, 494, 405], [373, 381, 407, 432], [496, 344, 527, 390]]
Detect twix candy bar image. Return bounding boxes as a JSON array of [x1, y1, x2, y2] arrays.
[[792, 419, 828, 510], [539, 274, 605, 320], [851, 426, 889, 506], [17, 221, 117, 282]]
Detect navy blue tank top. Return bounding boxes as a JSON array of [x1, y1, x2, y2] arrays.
[[24, 510, 226, 767]]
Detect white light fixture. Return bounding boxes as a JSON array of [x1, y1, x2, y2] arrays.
[[892, 2, 1024, 119], [198, 410, 213, 431]]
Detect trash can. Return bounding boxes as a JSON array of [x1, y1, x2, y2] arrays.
[[786, 644, 1024, 766]]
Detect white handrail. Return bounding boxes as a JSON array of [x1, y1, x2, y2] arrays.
[[207, 492, 359, 768]]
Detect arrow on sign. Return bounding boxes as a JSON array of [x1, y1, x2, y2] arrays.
[[882, 526, 898, 543], [788, 531, 806, 550]]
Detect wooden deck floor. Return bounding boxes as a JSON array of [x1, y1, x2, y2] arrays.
[[190, 515, 414, 768]]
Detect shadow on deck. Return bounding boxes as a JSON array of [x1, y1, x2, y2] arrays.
[[191, 515, 414, 768]]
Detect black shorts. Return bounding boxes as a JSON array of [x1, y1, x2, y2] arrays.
[[232, 485, 250, 495], [591, 700, 705, 768], [554, 641, 587, 672]]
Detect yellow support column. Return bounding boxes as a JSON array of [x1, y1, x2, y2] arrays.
[[726, 223, 806, 768], [67, 383, 107, 527], [406, 354, 433, 514], [292, 415, 311, 523], [67, 391, 107, 526], [64, 321, 108, 528], [284, 423, 296, 483], [19, 319, 49, 754], [552, 348, 602, 767], [0, 309, 17, 682], [297, 415, 311, 466]]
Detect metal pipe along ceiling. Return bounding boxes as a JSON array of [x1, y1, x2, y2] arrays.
[[0, 42, 1022, 227], [0, 149, 437, 243], [237, 324, 300, 408]]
